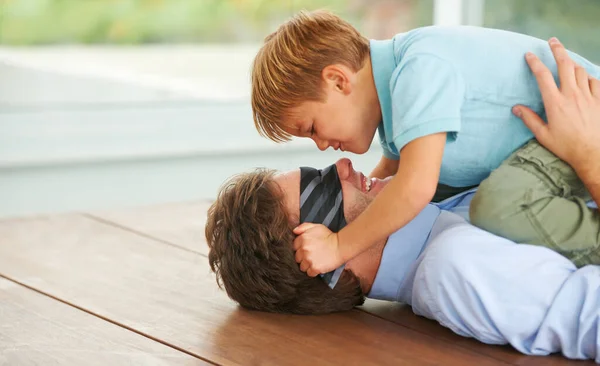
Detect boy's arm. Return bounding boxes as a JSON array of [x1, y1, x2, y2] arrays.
[[337, 133, 446, 261], [294, 54, 463, 277], [293, 133, 445, 276], [335, 55, 461, 262], [370, 155, 399, 179]]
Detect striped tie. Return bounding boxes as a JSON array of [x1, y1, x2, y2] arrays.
[[299, 164, 347, 289]]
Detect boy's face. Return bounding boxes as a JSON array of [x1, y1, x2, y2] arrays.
[[283, 63, 382, 154]]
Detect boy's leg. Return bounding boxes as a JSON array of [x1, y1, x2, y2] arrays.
[[470, 139, 600, 267]]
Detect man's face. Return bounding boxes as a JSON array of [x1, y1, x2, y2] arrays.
[[275, 158, 392, 225]]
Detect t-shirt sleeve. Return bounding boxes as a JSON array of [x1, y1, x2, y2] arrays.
[[377, 125, 399, 160], [390, 54, 466, 151], [382, 146, 398, 160]]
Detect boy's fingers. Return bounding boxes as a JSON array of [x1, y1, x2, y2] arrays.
[[575, 65, 591, 96], [307, 268, 320, 277], [292, 235, 305, 250], [548, 38, 577, 92], [299, 260, 310, 272], [525, 52, 559, 103], [513, 105, 551, 144], [293, 223, 314, 235], [295, 249, 303, 263]]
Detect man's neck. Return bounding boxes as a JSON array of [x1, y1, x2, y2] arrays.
[[345, 237, 387, 294], [353, 204, 443, 298]]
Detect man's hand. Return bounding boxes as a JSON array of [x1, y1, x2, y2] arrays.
[[292, 223, 343, 277], [513, 37, 600, 174]]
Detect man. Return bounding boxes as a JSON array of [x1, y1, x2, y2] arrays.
[[205, 42, 600, 361], [206, 156, 600, 360]]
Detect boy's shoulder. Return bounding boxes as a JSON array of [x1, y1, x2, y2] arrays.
[[392, 25, 533, 43], [375, 25, 548, 80], [390, 25, 535, 55]]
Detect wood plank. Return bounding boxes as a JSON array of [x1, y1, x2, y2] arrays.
[[0, 214, 509, 366], [0, 276, 206, 366], [86, 201, 212, 254], [98, 201, 595, 365], [360, 300, 596, 366]]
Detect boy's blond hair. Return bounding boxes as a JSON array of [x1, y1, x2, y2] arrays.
[[251, 10, 370, 142]]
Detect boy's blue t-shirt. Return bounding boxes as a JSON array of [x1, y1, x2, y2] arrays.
[[371, 25, 600, 187]]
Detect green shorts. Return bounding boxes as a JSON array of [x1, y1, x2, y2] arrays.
[[470, 139, 599, 267]]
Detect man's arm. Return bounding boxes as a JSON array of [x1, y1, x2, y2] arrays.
[[576, 165, 600, 209], [513, 37, 600, 208], [370, 155, 399, 180]]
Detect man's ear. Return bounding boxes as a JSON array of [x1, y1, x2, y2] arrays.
[[322, 64, 353, 95]]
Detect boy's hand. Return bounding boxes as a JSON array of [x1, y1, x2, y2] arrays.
[[293, 223, 343, 277], [513, 37, 600, 173]]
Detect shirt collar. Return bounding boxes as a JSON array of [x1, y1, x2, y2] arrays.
[[368, 204, 441, 301]]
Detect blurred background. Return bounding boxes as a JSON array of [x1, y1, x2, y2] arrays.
[[1, 0, 599, 218]]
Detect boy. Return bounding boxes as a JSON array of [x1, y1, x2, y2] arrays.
[[250, 10, 600, 275]]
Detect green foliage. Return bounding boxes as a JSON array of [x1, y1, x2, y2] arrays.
[[483, 0, 600, 62], [0, 0, 599, 63], [0, 0, 352, 44], [0, 0, 437, 44]]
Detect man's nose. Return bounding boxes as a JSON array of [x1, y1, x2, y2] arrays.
[[335, 158, 353, 179]]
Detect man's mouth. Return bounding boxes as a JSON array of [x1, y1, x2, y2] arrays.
[[363, 175, 374, 192]]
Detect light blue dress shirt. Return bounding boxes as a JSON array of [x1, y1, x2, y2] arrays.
[[370, 26, 600, 186], [369, 190, 600, 362]]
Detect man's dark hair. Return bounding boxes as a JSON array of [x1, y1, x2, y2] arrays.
[[205, 169, 365, 314]]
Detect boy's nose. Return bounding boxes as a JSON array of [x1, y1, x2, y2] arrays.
[[314, 138, 329, 151]]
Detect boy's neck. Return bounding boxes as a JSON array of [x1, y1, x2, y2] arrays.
[[357, 55, 383, 130]]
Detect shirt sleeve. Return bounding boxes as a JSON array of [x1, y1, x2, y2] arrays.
[[382, 148, 398, 160], [377, 125, 399, 160], [391, 54, 466, 151], [411, 222, 600, 362]]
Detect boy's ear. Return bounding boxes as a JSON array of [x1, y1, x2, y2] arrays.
[[322, 64, 352, 95]]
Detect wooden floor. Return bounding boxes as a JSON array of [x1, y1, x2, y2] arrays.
[[0, 201, 594, 366]]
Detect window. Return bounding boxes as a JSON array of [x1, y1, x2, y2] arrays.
[[469, 0, 600, 63]]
